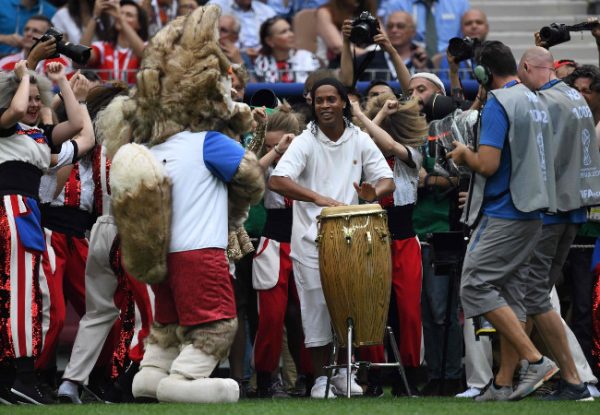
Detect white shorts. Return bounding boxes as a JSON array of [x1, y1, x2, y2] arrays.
[[292, 260, 333, 348]]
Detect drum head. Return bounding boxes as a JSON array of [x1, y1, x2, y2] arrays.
[[319, 203, 384, 219]]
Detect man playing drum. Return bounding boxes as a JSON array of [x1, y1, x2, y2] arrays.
[[269, 78, 395, 399]]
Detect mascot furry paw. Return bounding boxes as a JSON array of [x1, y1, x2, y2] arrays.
[[98, 5, 264, 403]]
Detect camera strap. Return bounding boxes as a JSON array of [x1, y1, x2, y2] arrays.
[[352, 45, 378, 87]]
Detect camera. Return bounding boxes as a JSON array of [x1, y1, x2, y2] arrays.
[[447, 36, 481, 62], [249, 88, 280, 109], [539, 21, 598, 48], [350, 11, 379, 47], [33, 28, 92, 65], [427, 102, 478, 177]]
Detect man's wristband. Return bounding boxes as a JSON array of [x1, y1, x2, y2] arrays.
[[273, 145, 284, 156]]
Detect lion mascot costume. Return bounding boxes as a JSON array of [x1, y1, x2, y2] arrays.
[[96, 5, 264, 403]]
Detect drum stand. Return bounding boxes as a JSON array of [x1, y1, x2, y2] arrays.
[[323, 318, 412, 399]]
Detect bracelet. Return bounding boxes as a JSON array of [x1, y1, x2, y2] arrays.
[[273, 145, 284, 155], [78, 100, 87, 105]]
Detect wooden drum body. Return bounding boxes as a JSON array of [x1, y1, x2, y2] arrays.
[[317, 204, 392, 347]]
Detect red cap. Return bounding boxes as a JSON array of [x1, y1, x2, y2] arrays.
[[554, 59, 578, 70]]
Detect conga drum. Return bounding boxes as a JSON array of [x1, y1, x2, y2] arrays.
[[316, 204, 392, 347]]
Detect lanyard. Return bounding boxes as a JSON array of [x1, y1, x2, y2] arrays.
[[113, 46, 132, 81]]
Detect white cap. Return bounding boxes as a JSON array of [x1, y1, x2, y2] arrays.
[[410, 72, 446, 96]]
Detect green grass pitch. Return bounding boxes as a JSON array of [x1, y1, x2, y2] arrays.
[[1, 396, 599, 415]]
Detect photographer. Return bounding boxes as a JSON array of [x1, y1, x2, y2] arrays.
[[447, 41, 559, 401], [339, 16, 411, 93], [80, 0, 148, 84], [433, 8, 489, 82], [0, 15, 72, 75], [0, 0, 57, 56], [340, 12, 430, 84], [315, 0, 377, 68], [508, 46, 599, 400]]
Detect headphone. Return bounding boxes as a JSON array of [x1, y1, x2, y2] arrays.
[[474, 64, 492, 88], [473, 42, 493, 89]]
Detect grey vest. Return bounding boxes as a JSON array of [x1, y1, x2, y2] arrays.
[[464, 83, 555, 227], [538, 81, 600, 210]]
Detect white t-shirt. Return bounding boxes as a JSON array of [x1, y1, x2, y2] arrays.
[[392, 146, 422, 207], [39, 140, 75, 203], [51, 7, 83, 45], [149, 130, 245, 253], [271, 123, 393, 268], [0, 120, 53, 171]]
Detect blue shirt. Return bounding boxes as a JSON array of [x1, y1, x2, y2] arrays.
[[480, 81, 542, 221], [0, 0, 56, 56], [377, 0, 469, 54]]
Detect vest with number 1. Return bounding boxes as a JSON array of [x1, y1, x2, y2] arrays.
[[464, 83, 556, 227], [538, 80, 600, 211]]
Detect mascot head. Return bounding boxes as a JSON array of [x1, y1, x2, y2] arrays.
[[99, 5, 253, 156]]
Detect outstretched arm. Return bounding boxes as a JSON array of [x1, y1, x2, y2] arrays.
[[352, 100, 410, 161], [269, 175, 343, 206]]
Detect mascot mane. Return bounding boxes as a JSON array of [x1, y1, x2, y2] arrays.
[[99, 5, 253, 156]]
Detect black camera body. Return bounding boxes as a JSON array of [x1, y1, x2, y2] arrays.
[[539, 21, 598, 48], [35, 28, 92, 65], [447, 36, 480, 62], [539, 23, 571, 48], [350, 11, 379, 47]]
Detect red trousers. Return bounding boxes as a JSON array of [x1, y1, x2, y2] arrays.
[[253, 240, 310, 373], [360, 237, 422, 367]]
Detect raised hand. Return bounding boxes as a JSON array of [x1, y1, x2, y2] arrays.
[[46, 62, 66, 82], [275, 133, 295, 153], [71, 73, 91, 101], [373, 28, 393, 52], [14, 60, 29, 81], [380, 99, 399, 116], [342, 19, 353, 40], [350, 99, 363, 116], [353, 181, 377, 202], [28, 36, 57, 69], [252, 106, 267, 124]]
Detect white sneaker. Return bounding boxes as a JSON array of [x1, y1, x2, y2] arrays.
[[331, 369, 363, 396], [57, 380, 82, 404], [455, 387, 482, 398], [310, 376, 337, 399], [587, 383, 600, 398]]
